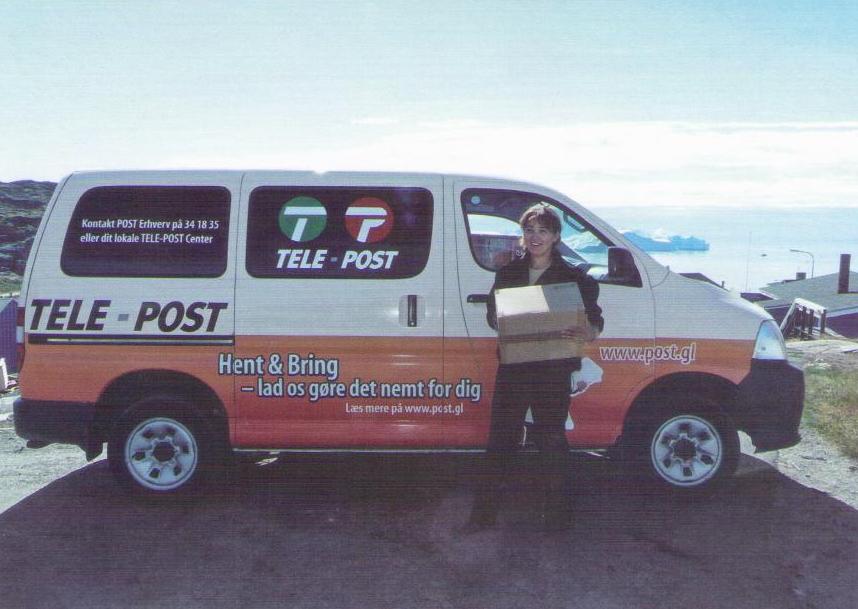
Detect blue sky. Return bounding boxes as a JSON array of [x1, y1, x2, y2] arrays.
[[2, 0, 857, 207]]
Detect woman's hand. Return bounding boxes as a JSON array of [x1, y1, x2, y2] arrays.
[[561, 325, 600, 342]]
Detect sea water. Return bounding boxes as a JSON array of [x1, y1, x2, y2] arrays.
[[594, 206, 858, 293]]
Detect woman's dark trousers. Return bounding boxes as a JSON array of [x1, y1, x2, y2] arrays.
[[470, 360, 574, 526]]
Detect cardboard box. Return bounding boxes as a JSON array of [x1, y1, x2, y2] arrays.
[[495, 282, 586, 364]]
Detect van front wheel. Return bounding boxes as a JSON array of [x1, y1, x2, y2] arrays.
[[108, 398, 211, 494], [625, 406, 739, 492]]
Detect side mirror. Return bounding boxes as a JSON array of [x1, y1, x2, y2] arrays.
[[607, 247, 643, 287]]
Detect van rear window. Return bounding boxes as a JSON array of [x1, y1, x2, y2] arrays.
[[246, 186, 433, 279], [61, 186, 231, 278]]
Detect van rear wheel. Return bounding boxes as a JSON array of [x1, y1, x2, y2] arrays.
[[108, 397, 212, 494], [623, 402, 739, 493]]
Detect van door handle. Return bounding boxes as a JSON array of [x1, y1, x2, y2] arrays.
[[467, 293, 489, 304], [407, 294, 417, 327], [400, 294, 422, 327]]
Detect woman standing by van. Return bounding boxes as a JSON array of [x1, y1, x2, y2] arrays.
[[468, 203, 604, 530]]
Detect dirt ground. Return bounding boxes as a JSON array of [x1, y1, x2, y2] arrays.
[[1, 341, 856, 609], [785, 337, 858, 372], [772, 339, 858, 510]]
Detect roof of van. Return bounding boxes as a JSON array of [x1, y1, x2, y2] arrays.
[[63, 170, 598, 216], [66, 169, 548, 186], [69, 169, 596, 189]]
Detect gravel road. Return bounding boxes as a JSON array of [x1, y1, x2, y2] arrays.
[[0, 341, 856, 609]]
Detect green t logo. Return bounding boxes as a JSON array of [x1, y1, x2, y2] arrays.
[[279, 197, 328, 242]]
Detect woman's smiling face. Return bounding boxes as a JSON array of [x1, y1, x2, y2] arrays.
[[522, 220, 560, 259]]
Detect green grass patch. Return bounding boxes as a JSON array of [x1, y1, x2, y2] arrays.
[[804, 367, 858, 458]]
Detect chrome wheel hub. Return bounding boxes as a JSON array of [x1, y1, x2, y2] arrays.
[[651, 415, 723, 487], [125, 418, 198, 491]]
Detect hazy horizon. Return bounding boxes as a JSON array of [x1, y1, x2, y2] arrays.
[[3, 2, 858, 208]]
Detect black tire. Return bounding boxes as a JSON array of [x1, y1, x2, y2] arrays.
[[108, 396, 218, 495], [621, 400, 739, 493]]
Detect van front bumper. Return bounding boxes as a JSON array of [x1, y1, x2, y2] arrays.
[[13, 398, 97, 452], [735, 359, 804, 452]]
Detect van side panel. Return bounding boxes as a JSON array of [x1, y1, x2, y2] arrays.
[[21, 344, 233, 408], [233, 174, 447, 449], [651, 273, 766, 392], [231, 336, 490, 448], [20, 172, 241, 437], [463, 337, 656, 447], [652, 338, 755, 385], [449, 178, 660, 449]]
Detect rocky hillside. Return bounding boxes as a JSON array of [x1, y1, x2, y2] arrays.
[[0, 181, 55, 291]]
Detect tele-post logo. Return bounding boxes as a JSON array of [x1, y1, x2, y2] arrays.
[[279, 197, 327, 242], [345, 198, 394, 243]]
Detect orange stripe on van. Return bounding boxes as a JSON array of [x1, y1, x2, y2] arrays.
[[19, 343, 233, 410], [20, 335, 755, 450]]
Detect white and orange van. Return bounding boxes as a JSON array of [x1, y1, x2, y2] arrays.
[[14, 171, 803, 494]]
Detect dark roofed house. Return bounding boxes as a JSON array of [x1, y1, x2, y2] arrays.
[[757, 270, 858, 338]]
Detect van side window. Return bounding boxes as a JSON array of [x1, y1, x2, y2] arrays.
[[461, 188, 612, 273], [61, 186, 231, 277], [246, 186, 433, 279]]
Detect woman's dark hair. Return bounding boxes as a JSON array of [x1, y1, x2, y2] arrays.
[[519, 203, 561, 234]]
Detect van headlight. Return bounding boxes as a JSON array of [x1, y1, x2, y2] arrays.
[[752, 320, 788, 361]]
